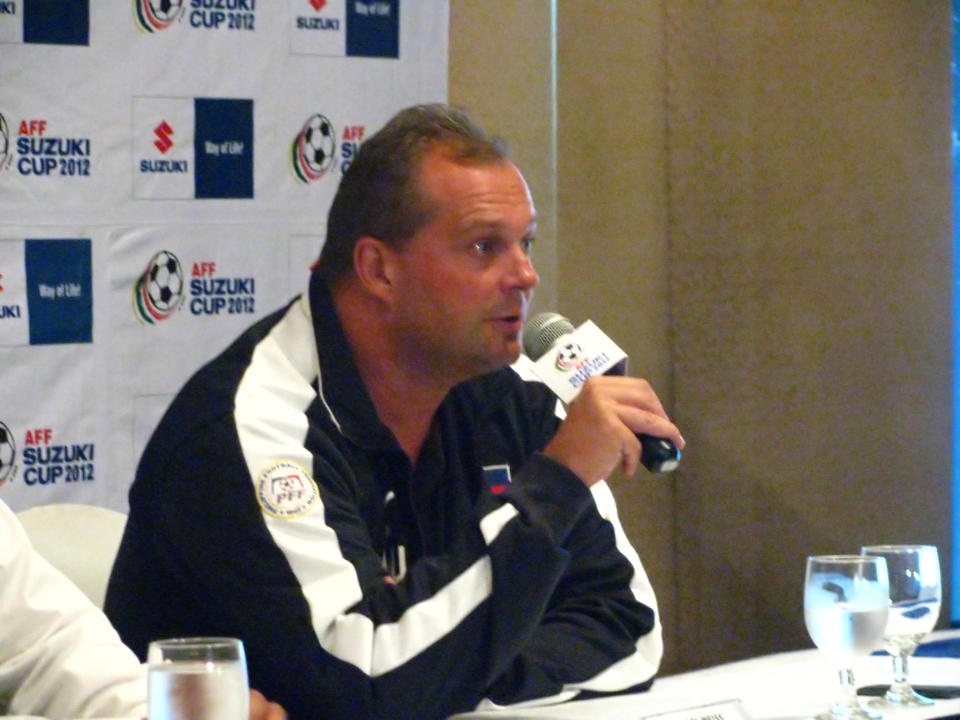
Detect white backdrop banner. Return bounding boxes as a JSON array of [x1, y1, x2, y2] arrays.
[[0, 0, 449, 511]]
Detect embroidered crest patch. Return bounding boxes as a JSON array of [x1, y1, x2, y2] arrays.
[[256, 460, 320, 519]]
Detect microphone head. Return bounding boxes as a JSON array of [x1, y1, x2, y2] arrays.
[[523, 312, 576, 360]]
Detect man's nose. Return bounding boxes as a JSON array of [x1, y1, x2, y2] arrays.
[[504, 245, 539, 291]]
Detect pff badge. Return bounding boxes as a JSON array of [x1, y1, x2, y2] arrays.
[[256, 460, 319, 519]]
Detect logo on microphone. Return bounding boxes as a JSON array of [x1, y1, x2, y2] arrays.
[[554, 342, 583, 372]]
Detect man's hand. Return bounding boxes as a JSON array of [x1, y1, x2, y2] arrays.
[[543, 375, 685, 485], [250, 689, 287, 720]]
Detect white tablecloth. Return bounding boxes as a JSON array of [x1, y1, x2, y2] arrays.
[[453, 630, 960, 720]]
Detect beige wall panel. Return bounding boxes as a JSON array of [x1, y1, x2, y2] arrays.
[[555, 2, 679, 671], [666, 2, 953, 669], [449, 0, 558, 312], [449, 0, 953, 678]]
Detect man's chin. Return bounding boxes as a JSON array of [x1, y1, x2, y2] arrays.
[[492, 343, 523, 370], [465, 345, 522, 378]]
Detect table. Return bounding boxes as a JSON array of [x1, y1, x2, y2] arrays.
[[452, 630, 960, 720]]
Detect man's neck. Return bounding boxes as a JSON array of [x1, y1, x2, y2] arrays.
[[331, 282, 453, 465]]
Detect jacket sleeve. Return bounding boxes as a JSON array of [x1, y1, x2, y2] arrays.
[[270, 419, 659, 715], [244, 435, 606, 719], [0, 500, 147, 720], [271, 450, 657, 719], [473, 366, 662, 709], [476, 477, 662, 709]]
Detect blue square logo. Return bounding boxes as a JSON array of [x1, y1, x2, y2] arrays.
[[194, 98, 254, 199], [23, 0, 89, 46], [24, 239, 92, 345], [346, 0, 398, 58]]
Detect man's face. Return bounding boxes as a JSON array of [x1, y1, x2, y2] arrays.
[[388, 150, 539, 382]]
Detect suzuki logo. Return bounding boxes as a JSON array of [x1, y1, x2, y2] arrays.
[[154, 121, 174, 154], [310, 0, 327, 10]]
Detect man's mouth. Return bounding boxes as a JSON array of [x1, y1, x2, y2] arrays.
[[491, 312, 524, 333]]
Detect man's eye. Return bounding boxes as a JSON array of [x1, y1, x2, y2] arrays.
[[521, 238, 535, 255], [472, 240, 492, 255]]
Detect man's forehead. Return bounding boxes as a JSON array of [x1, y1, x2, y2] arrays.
[[460, 208, 538, 234], [420, 154, 533, 210]]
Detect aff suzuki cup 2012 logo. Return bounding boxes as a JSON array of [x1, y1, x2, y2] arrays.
[[291, 113, 336, 183], [0, 421, 17, 487], [134, 0, 186, 32], [133, 250, 186, 324], [554, 342, 583, 372], [0, 113, 13, 173]]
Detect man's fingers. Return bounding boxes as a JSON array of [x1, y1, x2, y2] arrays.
[[580, 375, 669, 421], [249, 689, 288, 720]]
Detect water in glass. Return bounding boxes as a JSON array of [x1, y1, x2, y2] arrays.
[[147, 637, 249, 720], [861, 544, 941, 706], [804, 554, 889, 720]]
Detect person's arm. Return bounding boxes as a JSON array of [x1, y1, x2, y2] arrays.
[[468, 370, 671, 708], [0, 500, 147, 720], [477, 477, 662, 708]]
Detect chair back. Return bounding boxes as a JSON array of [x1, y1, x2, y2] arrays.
[[16, 503, 127, 609]]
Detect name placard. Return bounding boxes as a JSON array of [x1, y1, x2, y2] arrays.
[[639, 699, 751, 720]]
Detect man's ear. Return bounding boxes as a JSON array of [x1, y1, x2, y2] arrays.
[[353, 236, 398, 302]]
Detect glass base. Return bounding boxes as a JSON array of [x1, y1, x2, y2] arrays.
[[879, 685, 935, 707], [817, 700, 883, 720]]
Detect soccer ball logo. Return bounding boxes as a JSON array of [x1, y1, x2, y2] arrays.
[[554, 342, 582, 372], [0, 112, 11, 173], [0, 422, 16, 487], [133, 250, 185, 325], [146, 250, 184, 310], [152, 0, 184, 20], [135, 0, 185, 32], [292, 113, 337, 183]]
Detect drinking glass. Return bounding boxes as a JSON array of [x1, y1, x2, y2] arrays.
[[804, 555, 889, 720], [147, 637, 249, 720], [861, 544, 941, 706]]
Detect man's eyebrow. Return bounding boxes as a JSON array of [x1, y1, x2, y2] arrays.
[[461, 212, 538, 234]]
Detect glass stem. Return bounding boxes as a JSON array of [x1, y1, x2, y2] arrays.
[[890, 652, 911, 694], [839, 668, 860, 711], [838, 667, 860, 711]]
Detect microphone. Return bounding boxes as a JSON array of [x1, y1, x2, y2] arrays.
[[523, 312, 681, 474]]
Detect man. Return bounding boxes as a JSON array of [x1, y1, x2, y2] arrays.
[[105, 104, 684, 720], [0, 498, 286, 719]]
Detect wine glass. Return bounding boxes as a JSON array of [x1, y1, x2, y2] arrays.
[[804, 555, 889, 720], [147, 637, 249, 720], [861, 544, 941, 706]]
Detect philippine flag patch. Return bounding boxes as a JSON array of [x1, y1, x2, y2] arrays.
[[482, 464, 512, 495]]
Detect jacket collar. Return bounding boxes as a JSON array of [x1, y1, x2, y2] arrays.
[[309, 272, 399, 451]]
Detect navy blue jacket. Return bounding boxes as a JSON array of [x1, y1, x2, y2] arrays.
[[105, 274, 661, 720]]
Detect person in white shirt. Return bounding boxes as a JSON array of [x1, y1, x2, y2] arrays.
[[0, 498, 285, 720]]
